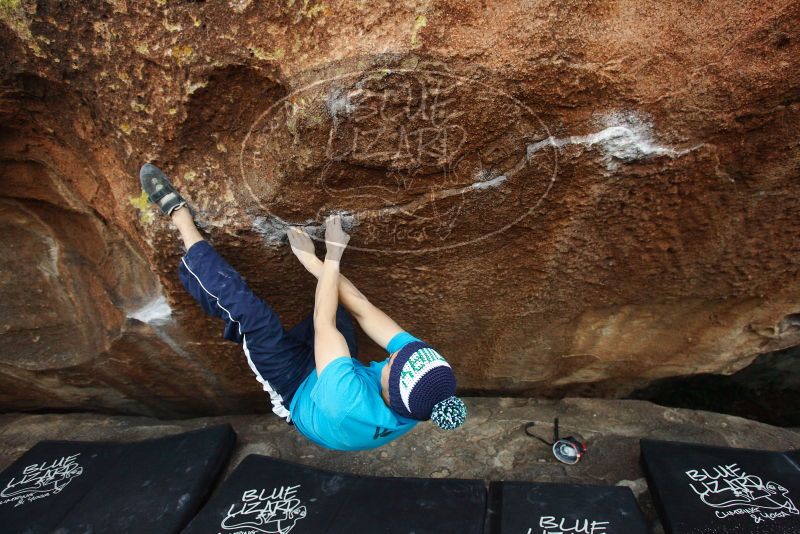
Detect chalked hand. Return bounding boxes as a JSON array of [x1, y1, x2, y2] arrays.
[[324, 214, 350, 262], [288, 226, 322, 275]]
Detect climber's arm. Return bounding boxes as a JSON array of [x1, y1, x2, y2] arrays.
[[287, 225, 403, 351], [313, 259, 351, 374], [297, 259, 405, 349], [313, 217, 352, 375], [335, 273, 404, 350]]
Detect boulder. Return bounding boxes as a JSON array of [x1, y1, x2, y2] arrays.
[[0, 1, 799, 414]]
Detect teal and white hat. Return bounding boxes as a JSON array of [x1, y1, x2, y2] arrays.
[[388, 341, 467, 430]]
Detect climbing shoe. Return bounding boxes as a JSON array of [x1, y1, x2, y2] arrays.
[[139, 163, 187, 216]]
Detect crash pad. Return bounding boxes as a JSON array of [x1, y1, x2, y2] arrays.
[[182, 454, 487, 534], [486, 480, 650, 534], [640, 438, 800, 533], [0, 424, 236, 534]]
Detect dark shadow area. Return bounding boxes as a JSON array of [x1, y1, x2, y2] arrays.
[[630, 345, 800, 427]]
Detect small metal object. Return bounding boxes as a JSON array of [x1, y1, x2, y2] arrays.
[[523, 417, 587, 465]]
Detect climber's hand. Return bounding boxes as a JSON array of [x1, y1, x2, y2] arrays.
[[287, 226, 321, 274], [324, 214, 350, 261]]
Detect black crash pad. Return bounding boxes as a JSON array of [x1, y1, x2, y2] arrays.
[[182, 454, 487, 534], [0, 424, 236, 534], [486, 480, 650, 534], [640, 439, 800, 533]]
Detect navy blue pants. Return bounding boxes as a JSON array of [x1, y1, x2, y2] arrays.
[[178, 240, 358, 423]]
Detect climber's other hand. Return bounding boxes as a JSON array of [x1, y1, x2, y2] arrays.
[[324, 214, 350, 261]]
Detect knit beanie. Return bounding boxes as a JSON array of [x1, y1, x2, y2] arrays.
[[388, 341, 467, 430]]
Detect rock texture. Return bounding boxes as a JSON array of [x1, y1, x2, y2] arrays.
[[1, 1, 799, 415], [0, 399, 798, 531]]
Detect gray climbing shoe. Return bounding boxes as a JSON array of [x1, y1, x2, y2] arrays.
[[139, 163, 187, 216]]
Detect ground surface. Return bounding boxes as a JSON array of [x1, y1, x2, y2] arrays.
[[1, 398, 798, 532]]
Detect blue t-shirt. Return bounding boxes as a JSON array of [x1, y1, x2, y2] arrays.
[[288, 333, 420, 451]]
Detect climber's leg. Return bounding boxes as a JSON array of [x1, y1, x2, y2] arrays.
[[177, 238, 317, 422], [172, 203, 203, 251], [139, 163, 311, 422]]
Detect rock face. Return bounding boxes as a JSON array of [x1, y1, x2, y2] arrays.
[[0, 399, 798, 531], [1, 1, 799, 416]]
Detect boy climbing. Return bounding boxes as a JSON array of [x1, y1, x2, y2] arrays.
[[139, 163, 467, 451]]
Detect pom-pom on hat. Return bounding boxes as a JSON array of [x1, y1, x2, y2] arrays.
[[388, 341, 467, 429]]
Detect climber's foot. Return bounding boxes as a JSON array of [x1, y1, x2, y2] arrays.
[[139, 163, 187, 216]]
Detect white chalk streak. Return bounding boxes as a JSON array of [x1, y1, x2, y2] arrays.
[[127, 295, 172, 324], [360, 172, 508, 219], [470, 174, 507, 190], [527, 116, 699, 171]]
